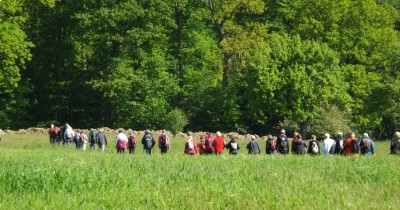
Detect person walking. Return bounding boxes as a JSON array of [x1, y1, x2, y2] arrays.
[[115, 130, 128, 154], [184, 135, 197, 155], [128, 132, 137, 154], [343, 132, 359, 156], [158, 130, 170, 154], [322, 133, 336, 155], [97, 129, 107, 152], [142, 130, 155, 155], [247, 135, 261, 155], [307, 135, 320, 156], [359, 133, 375, 156], [390, 131, 400, 155], [225, 137, 240, 155], [213, 131, 225, 155], [277, 129, 289, 154], [266, 135, 277, 154]]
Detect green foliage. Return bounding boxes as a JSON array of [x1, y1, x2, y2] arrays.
[[164, 108, 188, 135]]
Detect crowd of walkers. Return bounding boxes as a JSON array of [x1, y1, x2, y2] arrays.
[[48, 124, 400, 156]]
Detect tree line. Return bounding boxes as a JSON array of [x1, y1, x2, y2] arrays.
[[1, 0, 400, 138]]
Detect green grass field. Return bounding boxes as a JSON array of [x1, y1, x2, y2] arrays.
[[0, 134, 399, 210]]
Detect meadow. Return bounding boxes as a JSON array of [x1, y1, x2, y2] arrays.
[[0, 134, 399, 210]]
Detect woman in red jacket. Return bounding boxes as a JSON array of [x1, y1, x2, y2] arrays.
[[213, 131, 225, 155], [343, 132, 359, 156]]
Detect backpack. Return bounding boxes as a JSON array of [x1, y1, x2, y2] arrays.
[[160, 135, 168, 148], [128, 136, 136, 147], [231, 142, 238, 150], [144, 134, 153, 149], [311, 142, 319, 154], [268, 140, 276, 152], [360, 138, 371, 154], [205, 138, 213, 152], [334, 140, 342, 154], [352, 141, 360, 153], [187, 142, 194, 150], [280, 140, 288, 153]]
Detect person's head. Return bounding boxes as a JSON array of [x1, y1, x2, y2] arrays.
[[50, 124, 54, 128], [311, 135, 317, 140], [337, 132, 343, 138], [267, 134, 273, 139], [145, 130, 150, 134], [363, 133, 369, 138], [188, 136, 193, 142], [395, 131, 400, 139], [250, 135, 256, 141], [129, 132, 134, 136], [324, 133, 330, 139], [216, 131, 222, 137], [281, 129, 286, 134], [347, 132, 356, 140], [296, 133, 302, 139], [99, 128, 104, 133], [119, 129, 123, 133], [80, 131, 83, 134]]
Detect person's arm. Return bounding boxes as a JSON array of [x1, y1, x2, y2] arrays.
[[371, 140, 376, 154]]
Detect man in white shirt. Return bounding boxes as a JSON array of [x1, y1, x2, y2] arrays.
[[322, 133, 336, 155]]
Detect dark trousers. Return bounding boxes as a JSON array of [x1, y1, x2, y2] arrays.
[[144, 148, 152, 155], [129, 147, 135, 154]]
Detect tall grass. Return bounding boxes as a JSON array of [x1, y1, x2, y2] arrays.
[[0, 134, 398, 209]]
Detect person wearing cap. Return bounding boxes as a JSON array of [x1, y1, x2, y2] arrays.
[[247, 135, 261, 154], [142, 130, 155, 155], [89, 128, 98, 150], [213, 131, 225, 155], [225, 136, 240, 155], [277, 129, 289, 154], [307, 135, 320, 155], [333, 132, 344, 154], [184, 135, 197, 155], [322, 133, 336, 155], [343, 132, 359, 156], [390, 131, 400, 154], [115, 130, 128, 153], [359, 133, 375, 156], [97, 128, 107, 152]]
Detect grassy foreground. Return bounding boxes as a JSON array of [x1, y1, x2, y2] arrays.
[[0, 134, 399, 210]]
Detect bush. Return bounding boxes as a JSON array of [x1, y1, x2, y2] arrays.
[[164, 108, 188, 136]]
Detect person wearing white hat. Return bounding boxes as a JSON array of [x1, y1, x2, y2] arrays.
[[247, 135, 261, 154], [277, 129, 289, 154], [322, 133, 335, 155], [359, 132, 375, 156]]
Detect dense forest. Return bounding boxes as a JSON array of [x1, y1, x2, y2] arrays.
[[1, 0, 400, 138]]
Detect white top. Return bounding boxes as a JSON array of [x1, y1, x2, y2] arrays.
[[115, 133, 128, 143], [322, 138, 336, 155]]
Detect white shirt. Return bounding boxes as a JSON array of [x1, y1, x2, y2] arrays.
[[323, 138, 336, 155], [115, 133, 128, 144]]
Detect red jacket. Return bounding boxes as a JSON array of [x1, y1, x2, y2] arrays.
[[213, 136, 225, 153]]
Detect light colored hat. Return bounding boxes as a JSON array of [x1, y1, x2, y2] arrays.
[[216, 131, 222, 137], [281, 129, 286, 134], [395, 131, 400, 138], [363, 133, 369, 138], [251, 135, 256, 140], [337, 132, 343, 136], [324, 133, 330, 138]]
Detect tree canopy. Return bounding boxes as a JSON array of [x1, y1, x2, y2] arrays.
[[1, 0, 399, 138]]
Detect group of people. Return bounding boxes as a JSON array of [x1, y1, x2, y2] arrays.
[[48, 124, 108, 151], [48, 124, 400, 156], [184, 129, 378, 156]]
